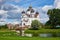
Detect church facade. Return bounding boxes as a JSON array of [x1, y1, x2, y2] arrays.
[[21, 6, 40, 28]]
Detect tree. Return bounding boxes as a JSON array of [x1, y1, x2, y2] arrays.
[[45, 9, 60, 29], [0, 24, 7, 29], [31, 20, 41, 30]]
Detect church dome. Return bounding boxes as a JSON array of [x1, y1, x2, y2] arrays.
[[31, 9, 34, 13], [27, 9, 30, 11], [29, 5, 32, 9], [22, 11, 25, 13], [27, 5, 32, 11], [34, 11, 39, 18], [27, 6, 35, 13], [36, 11, 39, 14]]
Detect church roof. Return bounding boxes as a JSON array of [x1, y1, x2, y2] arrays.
[[31, 9, 34, 13], [27, 6, 35, 13], [29, 5, 32, 9], [22, 11, 25, 13], [36, 11, 39, 14]]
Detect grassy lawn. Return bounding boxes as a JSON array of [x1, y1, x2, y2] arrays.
[[25, 29, 60, 33], [0, 29, 60, 40], [0, 36, 60, 40]]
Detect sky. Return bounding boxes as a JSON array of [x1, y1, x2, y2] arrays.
[[0, 0, 60, 25]]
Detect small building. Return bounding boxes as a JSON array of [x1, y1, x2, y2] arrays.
[[56, 25, 60, 29], [7, 23, 14, 29]]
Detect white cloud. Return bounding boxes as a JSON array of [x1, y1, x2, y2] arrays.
[[2, 4, 24, 12], [10, 0, 20, 3], [6, 19, 20, 25], [0, 18, 6, 22], [0, 4, 22, 25], [0, 4, 24, 19], [0, 22, 6, 25], [56, 2, 60, 9], [10, 7, 24, 13], [54, 0, 60, 9], [0, 18, 7, 25], [0, 0, 6, 5], [40, 18, 49, 23], [0, 10, 7, 14], [42, 5, 53, 12], [0, 10, 8, 19], [13, 21, 20, 24], [0, 0, 2, 2]]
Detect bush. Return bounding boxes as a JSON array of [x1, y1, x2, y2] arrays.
[[25, 30, 39, 37], [31, 20, 41, 30], [44, 26, 53, 29], [0, 24, 7, 29]]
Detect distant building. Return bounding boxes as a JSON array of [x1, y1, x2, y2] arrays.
[[7, 23, 14, 29], [7, 23, 20, 30]]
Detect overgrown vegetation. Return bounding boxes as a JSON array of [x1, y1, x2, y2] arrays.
[[0, 24, 7, 29], [0, 30, 60, 40], [30, 20, 42, 30], [45, 9, 60, 29], [25, 29, 60, 33], [25, 29, 60, 37]]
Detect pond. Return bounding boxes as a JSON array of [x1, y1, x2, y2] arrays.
[[25, 33, 60, 37]]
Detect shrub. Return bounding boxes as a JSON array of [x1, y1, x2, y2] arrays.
[[31, 20, 41, 30], [0, 24, 8, 29], [44, 26, 53, 29]]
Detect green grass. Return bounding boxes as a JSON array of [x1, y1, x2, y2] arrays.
[[0, 36, 60, 40], [0, 29, 60, 40], [25, 29, 60, 33]]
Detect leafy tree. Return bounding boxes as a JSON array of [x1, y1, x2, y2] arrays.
[[45, 9, 60, 29], [31, 20, 41, 30], [0, 24, 7, 29]]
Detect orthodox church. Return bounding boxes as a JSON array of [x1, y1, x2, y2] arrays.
[[21, 6, 40, 28]]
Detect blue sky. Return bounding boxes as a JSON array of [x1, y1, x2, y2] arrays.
[[6, 0, 54, 7], [0, 0, 60, 25]]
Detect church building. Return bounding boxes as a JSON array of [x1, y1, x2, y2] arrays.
[[21, 6, 40, 28]]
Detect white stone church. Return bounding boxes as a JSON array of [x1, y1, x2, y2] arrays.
[[21, 6, 40, 28]]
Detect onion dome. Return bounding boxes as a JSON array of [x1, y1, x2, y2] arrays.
[[29, 5, 32, 9], [36, 11, 39, 14], [34, 12, 39, 18], [31, 9, 34, 13], [22, 11, 25, 13], [27, 6, 35, 13], [27, 9, 30, 11], [27, 5, 32, 11]]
